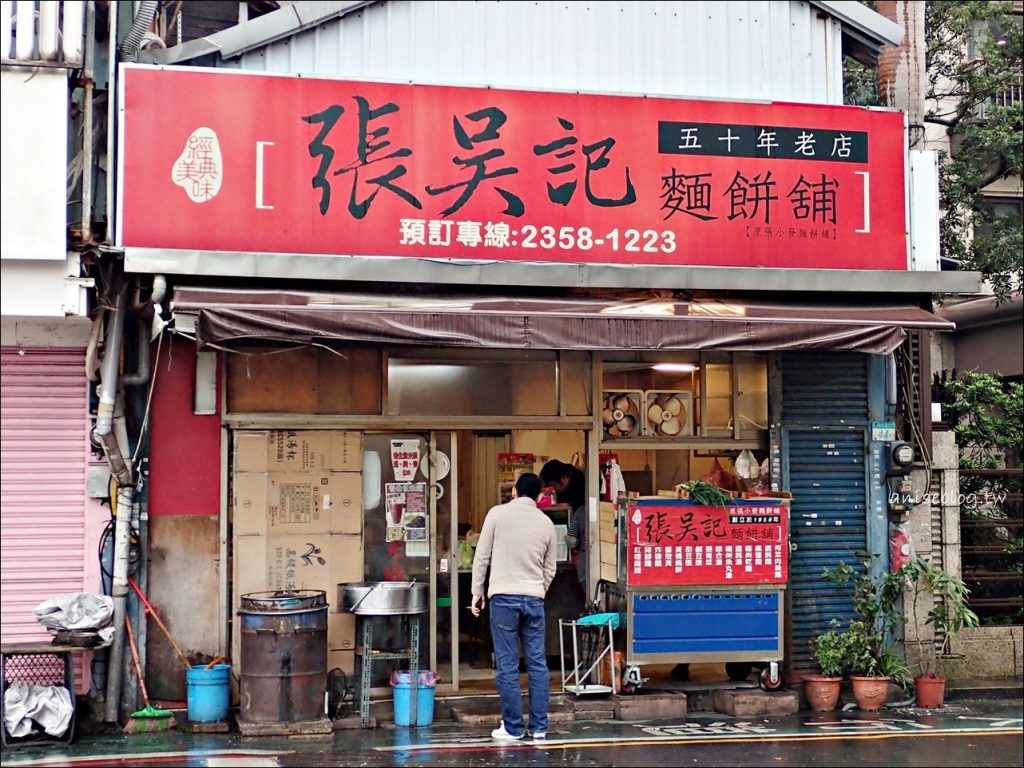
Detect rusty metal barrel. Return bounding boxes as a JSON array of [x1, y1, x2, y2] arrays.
[[237, 590, 328, 723]]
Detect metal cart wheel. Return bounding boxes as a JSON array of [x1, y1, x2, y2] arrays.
[[621, 664, 646, 694], [759, 663, 784, 691], [725, 662, 753, 681]]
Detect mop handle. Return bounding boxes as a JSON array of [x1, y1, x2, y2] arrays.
[[124, 613, 152, 705], [128, 577, 193, 672]]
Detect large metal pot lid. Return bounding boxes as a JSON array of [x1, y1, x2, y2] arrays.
[[337, 581, 425, 589], [338, 581, 428, 615], [239, 589, 327, 612]]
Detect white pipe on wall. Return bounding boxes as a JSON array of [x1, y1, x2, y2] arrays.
[[81, 1, 96, 243], [38, 0, 58, 60], [105, 483, 135, 721], [107, 0, 117, 243], [63, 0, 85, 65], [1, 2, 13, 60], [15, 0, 33, 60]]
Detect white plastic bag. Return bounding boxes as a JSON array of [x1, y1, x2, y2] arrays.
[[735, 449, 760, 480], [2, 683, 73, 738], [33, 592, 113, 631]]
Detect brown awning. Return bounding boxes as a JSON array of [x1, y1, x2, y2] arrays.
[[172, 287, 954, 355]]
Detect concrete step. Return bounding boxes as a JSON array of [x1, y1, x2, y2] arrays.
[[364, 690, 572, 725], [450, 702, 576, 726], [946, 678, 1023, 701], [613, 691, 688, 721], [446, 690, 693, 724], [361, 677, 808, 726], [713, 688, 800, 717]]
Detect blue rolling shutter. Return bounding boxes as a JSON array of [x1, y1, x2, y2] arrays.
[[781, 353, 870, 672]]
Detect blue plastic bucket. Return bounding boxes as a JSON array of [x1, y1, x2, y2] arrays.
[[186, 663, 231, 722], [391, 670, 437, 727]]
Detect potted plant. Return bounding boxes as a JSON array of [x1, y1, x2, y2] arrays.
[[822, 555, 913, 711], [805, 621, 849, 711], [900, 555, 980, 708], [839, 620, 913, 711], [823, 551, 979, 711]]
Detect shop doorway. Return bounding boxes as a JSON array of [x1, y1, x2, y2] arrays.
[[361, 432, 459, 689], [362, 428, 591, 693]]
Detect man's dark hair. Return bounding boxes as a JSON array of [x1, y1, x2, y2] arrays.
[[514, 472, 543, 500], [539, 458, 586, 509], [539, 459, 573, 484]]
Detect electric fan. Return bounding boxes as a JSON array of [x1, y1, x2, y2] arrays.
[[601, 391, 643, 438], [643, 390, 693, 437]]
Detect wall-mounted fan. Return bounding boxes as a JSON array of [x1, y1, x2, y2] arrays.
[[602, 391, 643, 438], [644, 391, 693, 437]]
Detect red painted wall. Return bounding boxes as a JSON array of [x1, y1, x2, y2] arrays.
[[149, 338, 220, 515]]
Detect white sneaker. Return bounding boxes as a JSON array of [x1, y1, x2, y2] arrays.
[[491, 723, 524, 740], [528, 730, 547, 740]]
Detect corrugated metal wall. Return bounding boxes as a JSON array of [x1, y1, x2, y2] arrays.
[[234, 0, 843, 104], [0, 348, 90, 644], [780, 352, 871, 672]]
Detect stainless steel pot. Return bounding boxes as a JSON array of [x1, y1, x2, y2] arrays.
[[338, 581, 428, 615]]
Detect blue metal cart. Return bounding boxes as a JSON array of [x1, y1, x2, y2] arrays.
[[614, 497, 790, 692]]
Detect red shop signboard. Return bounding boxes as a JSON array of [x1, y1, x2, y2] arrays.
[[119, 65, 908, 271], [627, 501, 789, 587]]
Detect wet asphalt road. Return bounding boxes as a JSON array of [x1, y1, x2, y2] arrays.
[[1, 697, 1020, 768], [295, 733, 1022, 768]]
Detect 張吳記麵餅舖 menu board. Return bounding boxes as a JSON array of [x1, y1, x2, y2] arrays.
[[627, 500, 788, 587]]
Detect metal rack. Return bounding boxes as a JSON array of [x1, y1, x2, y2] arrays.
[[354, 615, 421, 728], [558, 617, 617, 695]]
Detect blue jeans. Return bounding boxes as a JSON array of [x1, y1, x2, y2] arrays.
[[489, 594, 549, 735]]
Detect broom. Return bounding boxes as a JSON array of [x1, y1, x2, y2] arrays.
[[123, 614, 177, 733]]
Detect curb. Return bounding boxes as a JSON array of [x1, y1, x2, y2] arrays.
[[946, 685, 1023, 703]]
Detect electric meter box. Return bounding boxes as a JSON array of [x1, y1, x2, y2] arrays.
[[886, 441, 914, 476]]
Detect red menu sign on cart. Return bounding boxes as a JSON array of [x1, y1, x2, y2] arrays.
[[627, 501, 788, 587]]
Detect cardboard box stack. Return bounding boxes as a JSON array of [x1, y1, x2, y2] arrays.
[[598, 501, 618, 583], [232, 430, 364, 676]]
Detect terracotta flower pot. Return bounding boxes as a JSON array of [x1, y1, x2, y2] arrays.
[[850, 675, 890, 711], [803, 675, 842, 711], [915, 673, 947, 709]]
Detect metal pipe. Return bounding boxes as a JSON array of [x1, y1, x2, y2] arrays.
[[119, 323, 150, 386], [121, 275, 165, 386], [81, 1, 96, 244], [106, 0, 117, 244], [119, 275, 166, 710], [38, 0, 58, 61], [104, 482, 135, 721], [62, 0, 85, 65], [95, 285, 132, 486], [96, 280, 134, 722], [1, 3, 13, 61], [15, 0, 32, 60], [85, 309, 103, 382]]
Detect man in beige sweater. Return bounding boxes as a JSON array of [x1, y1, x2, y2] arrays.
[[471, 472, 557, 741]]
